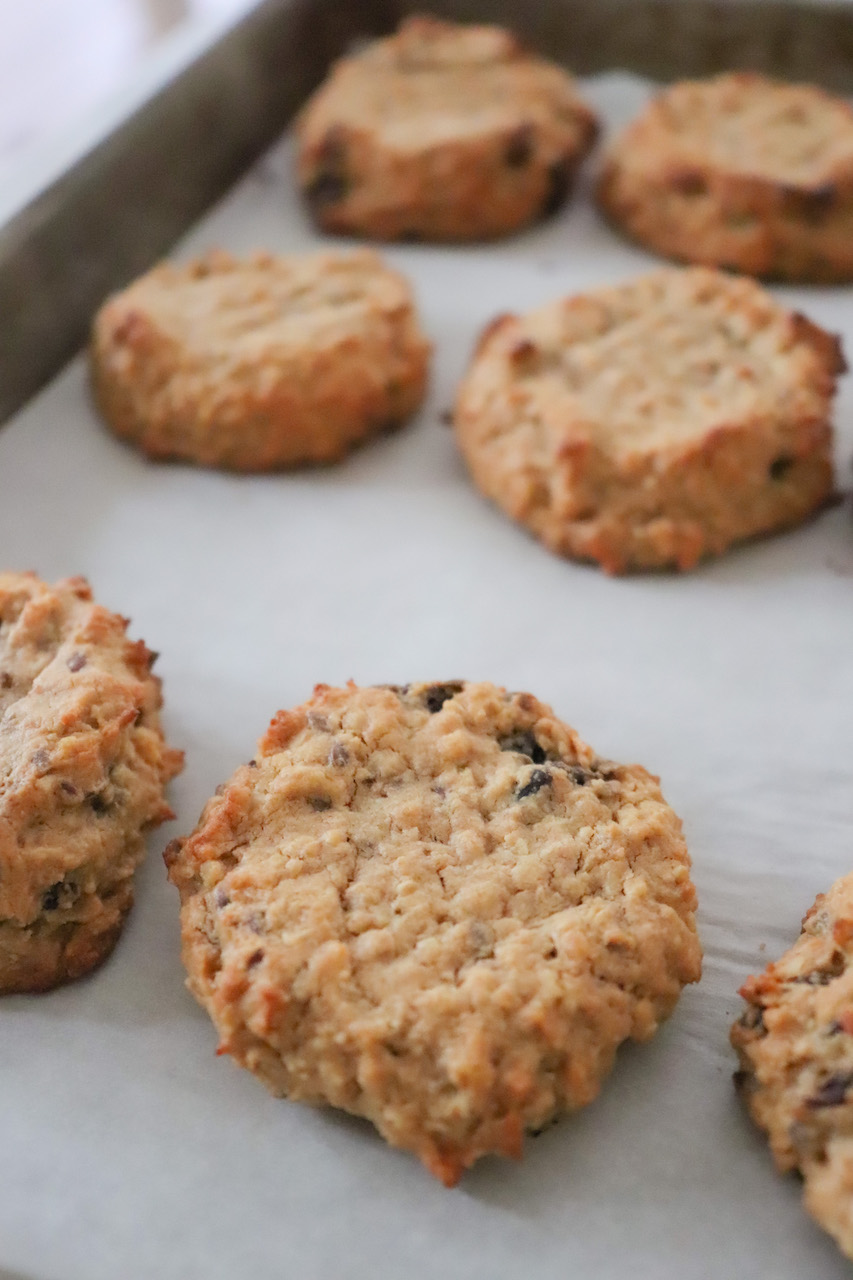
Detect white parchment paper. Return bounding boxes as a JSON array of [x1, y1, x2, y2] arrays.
[[2, 74, 853, 1280]]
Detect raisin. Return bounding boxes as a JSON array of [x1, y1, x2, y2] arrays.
[[423, 683, 464, 713], [499, 730, 547, 763], [0, 672, 12, 689], [89, 793, 109, 814], [305, 130, 349, 209], [41, 883, 63, 911], [738, 1005, 765, 1032], [541, 159, 570, 217], [309, 796, 332, 811], [808, 1072, 853, 1108], [31, 748, 50, 771], [517, 768, 552, 799], [673, 170, 707, 197], [567, 765, 590, 785], [328, 742, 349, 766], [505, 123, 535, 167], [247, 949, 264, 969], [769, 455, 794, 481], [214, 886, 230, 908], [66, 651, 87, 672]]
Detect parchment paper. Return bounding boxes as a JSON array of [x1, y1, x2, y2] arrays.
[[2, 74, 853, 1280]]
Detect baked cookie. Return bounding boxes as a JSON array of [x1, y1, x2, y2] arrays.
[[295, 16, 598, 241], [453, 267, 841, 573], [91, 249, 430, 469], [732, 873, 853, 1261], [598, 73, 853, 283], [0, 573, 182, 993], [165, 680, 700, 1185]]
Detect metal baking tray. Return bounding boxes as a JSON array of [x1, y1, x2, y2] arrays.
[[2, 5, 853, 1280]]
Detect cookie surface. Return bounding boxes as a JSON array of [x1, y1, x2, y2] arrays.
[[296, 16, 598, 241], [732, 873, 853, 1260], [165, 680, 700, 1185], [598, 73, 853, 282], [91, 249, 430, 470], [0, 573, 182, 993], [453, 267, 840, 573]]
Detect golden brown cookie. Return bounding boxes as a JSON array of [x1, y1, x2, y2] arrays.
[[91, 249, 431, 470], [165, 680, 701, 1185], [598, 73, 853, 282], [295, 15, 598, 241], [732, 873, 853, 1261], [0, 573, 183, 993], [453, 267, 841, 573]]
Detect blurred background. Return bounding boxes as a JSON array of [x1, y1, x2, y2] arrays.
[[0, 0, 253, 184]]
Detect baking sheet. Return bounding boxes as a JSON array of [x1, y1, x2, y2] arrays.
[[2, 73, 853, 1280]]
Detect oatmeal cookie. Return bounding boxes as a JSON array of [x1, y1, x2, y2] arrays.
[[295, 15, 598, 241], [598, 73, 853, 282], [732, 873, 853, 1261], [0, 573, 183, 993], [165, 680, 700, 1185], [91, 249, 430, 469], [453, 267, 841, 573]]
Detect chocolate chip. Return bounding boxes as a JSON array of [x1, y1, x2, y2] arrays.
[[769, 455, 795, 481], [248, 759, 258, 768], [59, 780, 78, 797], [423, 682, 464, 713], [309, 796, 332, 811], [247, 949, 264, 969], [541, 159, 570, 217], [89, 793, 109, 814], [829, 1020, 846, 1036], [499, 730, 547, 764], [31, 748, 50, 771], [0, 671, 11, 689], [307, 712, 330, 731], [380, 684, 410, 697], [517, 768, 552, 799], [214, 886, 230, 908], [808, 1072, 853, 1108], [328, 742, 349, 766], [505, 123, 535, 167], [66, 652, 87, 672]]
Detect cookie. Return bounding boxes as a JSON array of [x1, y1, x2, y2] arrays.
[[0, 573, 182, 993], [453, 267, 841, 573], [295, 16, 598, 241], [91, 249, 430, 470], [165, 680, 700, 1185], [732, 873, 853, 1260], [598, 73, 853, 283]]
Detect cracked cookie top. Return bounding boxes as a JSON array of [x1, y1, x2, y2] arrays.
[[166, 680, 700, 1185]]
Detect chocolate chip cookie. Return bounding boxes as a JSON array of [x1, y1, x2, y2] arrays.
[[0, 573, 183, 993], [454, 267, 841, 573], [296, 16, 598, 241], [91, 249, 430, 469], [165, 680, 700, 1185], [732, 873, 853, 1261], [598, 73, 853, 282]]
